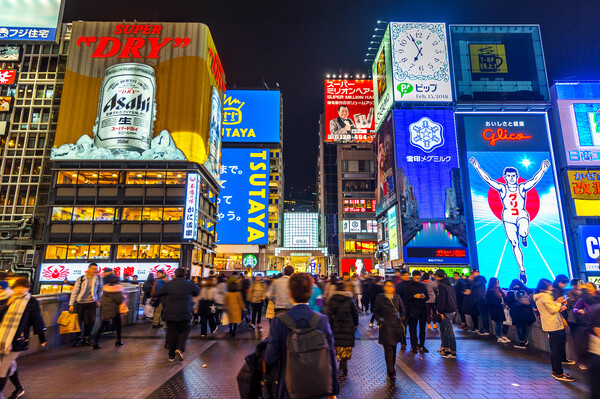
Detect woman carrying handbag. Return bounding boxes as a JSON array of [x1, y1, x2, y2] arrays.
[[373, 280, 405, 382]]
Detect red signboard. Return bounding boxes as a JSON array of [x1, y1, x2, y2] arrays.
[[0, 70, 16, 85], [341, 258, 373, 274], [343, 199, 376, 213], [324, 79, 375, 143]]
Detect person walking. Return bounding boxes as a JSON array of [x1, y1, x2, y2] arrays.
[[141, 273, 155, 305], [153, 268, 200, 362], [434, 270, 458, 359], [422, 273, 438, 330], [214, 274, 227, 326], [362, 275, 372, 313], [224, 280, 245, 338], [573, 282, 600, 370], [198, 277, 217, 337], [395, 270, 410, 350], [471, 269, 490, 335], [324, 275, 338, 310], [309, 275, 324, 313], [588, 304, 600, 399], [486, 277, 509, 343], [454, 274, 468, 329], [374, 280, 405, 382], [533, 278, 574, 381], [93, 274, 124, 349], [506, 279, 536, 349], [351, 274, 362, 311], [269, 266, 294, 316], [0, 278, 46, 399], [150, 270, 168, 329], [240, 272, 252, 324], [69, 263, 103, 347], [405, 271, 429, 353], [327, 282, 359, 376], [369, 276, 384, 328], [248, 275, 267, 330]]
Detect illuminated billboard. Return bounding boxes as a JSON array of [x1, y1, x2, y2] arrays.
[[387, 205, 400, 261], [222, 90, 281, 143], [40, 262, 177, 282], [372, 26, 393, 131], [579, 226, 600, 273], [394, 109, 469, 264], [0, 0, 64, 42], [554, 100, 600, 167], [0, 70, 16, 85], [324, 79, 375, 143], [567, 170, 600, 216], [375, 113, 397, 216], [216, 148, 270, 245], [183, 173, 200, 241], [51, 22, 225, 179], [449, 25, 549, 102], [283, 213, 319, 248], [343, 199, 376, 214], [342, 219, 377, 233], [389, 22, 452, 103], [458, 113, 569, 285], [0, 46, 19, 61]]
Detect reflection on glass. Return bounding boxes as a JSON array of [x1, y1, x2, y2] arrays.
[[89, 245, 110, 259], [161, 244, 180, 259], [163, 208, 183, 221], [72, 207, 94, 221], [51, 207, 73, 221], [117, 245, 138, 259], [138, 244, 160, 259], [45, 245, 67, 259], [166, 172, 186, 185], [67, 245, 89, 259], [126, 171, 146, 185], [56, 171, 77, 185], [122, 208, 142, 221], [94, 207, 115, 221]]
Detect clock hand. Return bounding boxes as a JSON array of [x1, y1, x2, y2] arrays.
[[409, 34, 423, 61]]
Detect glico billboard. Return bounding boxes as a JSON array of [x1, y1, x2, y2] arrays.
[[222, 90, 281, 143], [216, 148, 270, 245], [52, 22, 226, 181], [394, 109, 468, 264], [458, 113, 570, 285], [324, 79, 375, 143]]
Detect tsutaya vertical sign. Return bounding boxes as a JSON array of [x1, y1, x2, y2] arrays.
[[217, 149, 270, 244], [184, 173, 200, 240]]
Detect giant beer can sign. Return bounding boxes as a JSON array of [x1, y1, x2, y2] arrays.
[[94, 63, 156, 152]]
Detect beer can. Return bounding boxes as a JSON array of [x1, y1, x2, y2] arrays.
[[94, 63, 156, 152]]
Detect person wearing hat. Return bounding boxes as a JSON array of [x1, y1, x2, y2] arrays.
[[69, 263, 103, 347]]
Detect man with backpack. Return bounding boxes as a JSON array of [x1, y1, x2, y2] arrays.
[[69, 263, 103, 347], [265, 272, 338, 399]]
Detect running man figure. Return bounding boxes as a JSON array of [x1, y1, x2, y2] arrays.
[[469, 157, 551, 284]]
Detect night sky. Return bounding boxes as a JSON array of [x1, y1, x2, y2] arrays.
[[63, 0, 600, 202]]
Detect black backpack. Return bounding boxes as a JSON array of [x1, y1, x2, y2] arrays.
[[277, 312, 332, 399]]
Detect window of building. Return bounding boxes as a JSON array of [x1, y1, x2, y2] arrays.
[[67, 245, 90, 260], [94, 207, 115, 221], [343, 180, 374, 192], [77, 171, 97, 184], [97, 171, 119, 184], [145, 171, 166, 184], [72, 207, 94, 221], [89, 245, 110, 259], [344, 240, 376, 254], [161, 244, 180, 259], [126, 171, 146, 185], [137, 244, 160, 259], [166, 172, 186, 185], [51, 207, 73, 221], [163, 208, 183, 221], [45, 244, 67, 260], [122, 208, 142, 221], [142, 208, 163, 221], [117, 245, 138, 259]]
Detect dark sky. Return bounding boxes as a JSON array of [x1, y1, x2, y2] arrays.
[[63, 0, 600, 201]]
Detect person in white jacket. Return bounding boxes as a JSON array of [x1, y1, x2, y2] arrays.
[[533, 278, 574, 382]]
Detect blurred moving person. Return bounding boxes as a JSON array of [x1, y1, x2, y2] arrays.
[[374, 280, 405, 382], [93, 274, 124, 349], [327, 282, 359, 376]]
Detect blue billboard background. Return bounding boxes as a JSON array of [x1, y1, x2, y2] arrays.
[[216, 148, 270, 244], [222, 90, 280, 143], [459, 113, 569, 286], [394, 109, 469, 264], [579, 225, 600, 273], [0, 0, 63, 42]]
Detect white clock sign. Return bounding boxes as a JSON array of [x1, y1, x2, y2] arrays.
[[389, 22, 452, 103]]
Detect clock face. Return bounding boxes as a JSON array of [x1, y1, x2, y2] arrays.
[[394, 27, 447, 78]]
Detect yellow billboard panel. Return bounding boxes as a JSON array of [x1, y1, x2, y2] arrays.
[[469, 43, 508, 74]]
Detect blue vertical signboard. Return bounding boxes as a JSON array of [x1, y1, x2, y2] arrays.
[[217, 148, 270, 244], [394, 109, 469, 264], [458, 113, 570, 285], [222, 90, 280, 143]]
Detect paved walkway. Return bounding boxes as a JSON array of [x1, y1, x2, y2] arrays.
[[5, 314, 590, 399]]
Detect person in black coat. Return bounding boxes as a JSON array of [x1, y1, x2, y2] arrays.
[[395, 270, 411, 349], [327, 282, 359, 376], [486, 277, 508, 342], [154, 268, 200, 362], [361, 277, 371, 313], [471, 270, 489, 334], [374, 280, 405, 382], [506, 279, 536, 349], [0, 278, 46, 399], [369, 277, 383, 327], [454, 275, 468, 329], [404, 271, 429, 353], [435, 270, 458, 358], [93, 274, 125, 349]]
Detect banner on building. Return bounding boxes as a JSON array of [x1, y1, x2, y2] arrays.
[[375, 113, 397, 216], [223, 90, 281, 143], [0, 0, 64, 42], [40, 262, 178, 282]]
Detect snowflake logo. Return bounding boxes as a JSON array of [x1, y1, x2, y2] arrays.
[[409, 117, 444, 153], [0, 70, 15, 85]]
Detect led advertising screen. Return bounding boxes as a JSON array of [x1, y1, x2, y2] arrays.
[[449, 25, 549, 102], [375, 113, 397, 216], [579, 225, 600, 273], [554, 100, 600, 166], [52, 22, 225, 180], [324, 80, 375, 143], [0, 46, 19, 61], [222, 90, 280, 143], [0, 0, 64, 42], [372, 26, 393, 131], [459, 113, 569, 285], [340, 258, 373, 275], [40, 262, 178, 282], [389, 22, 452, 103], [394, 109, 469, 264], [387, 205, 400, 261], [216, 148, 270, 245], [567, 170, 600, 216], [343, 199, 376, 214]]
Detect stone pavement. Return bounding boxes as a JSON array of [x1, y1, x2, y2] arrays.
[[4, 314, 591, 399]]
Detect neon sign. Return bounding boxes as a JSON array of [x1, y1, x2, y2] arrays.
[[482, 128, 532, 146]]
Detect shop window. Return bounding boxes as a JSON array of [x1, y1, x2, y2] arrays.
[[166, 172, 186, 185], [72, 207, 94, 221], [161, 244, 180, 259], [145, 171, 166, 184], [45, 244, 67, 259], [122, 208, 142, 221], [94, 207, 115, 221], [89, 245, 110, 259], [126, 171, 146, 185], [98, 171, 119, 184], [138, 244, 160, 259], [51, 207, 73, 221], [56, 171, 78, 185], [117, 244, 138, 259], [142, 207, 163, 221], [67, 245, 90, 260], [78, 171, 98, 184], [163, 207, 183, 221]]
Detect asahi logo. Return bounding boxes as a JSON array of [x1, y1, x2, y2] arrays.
[[103, 93, 151, 114]]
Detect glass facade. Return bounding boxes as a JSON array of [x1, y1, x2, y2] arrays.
[[283, 213, 319, 248]]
